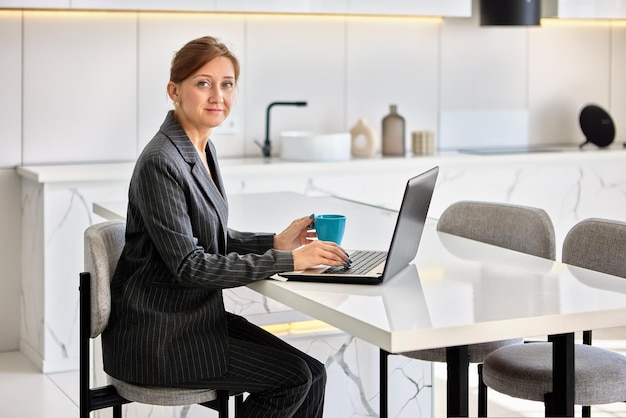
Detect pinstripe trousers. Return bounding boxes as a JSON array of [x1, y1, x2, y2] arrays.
[[174, 313, 326, 418]]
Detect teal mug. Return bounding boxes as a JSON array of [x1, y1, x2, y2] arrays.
[[314, 214, 346, 245]]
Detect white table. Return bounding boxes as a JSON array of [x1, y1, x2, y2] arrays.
[[94, 192, 626, 417]]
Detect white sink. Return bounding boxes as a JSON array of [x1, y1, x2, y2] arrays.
[[280, 131, 351, 162]]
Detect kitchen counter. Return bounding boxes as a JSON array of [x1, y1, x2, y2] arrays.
[[17, 145, 625, 183], [17, 147, 626, 241]]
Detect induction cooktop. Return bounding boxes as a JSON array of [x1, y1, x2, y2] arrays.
[[457, 146, 564, 155]]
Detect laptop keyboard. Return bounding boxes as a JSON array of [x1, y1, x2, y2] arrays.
[[323, 250, 387, 275]]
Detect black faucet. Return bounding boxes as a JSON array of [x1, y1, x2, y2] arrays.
[[256, 101, 308, 158]]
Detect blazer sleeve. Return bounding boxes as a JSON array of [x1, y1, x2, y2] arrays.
[[227, 228, 276, 255], [131, 153, 294, 290]]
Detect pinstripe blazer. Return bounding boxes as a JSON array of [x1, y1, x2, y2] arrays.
[[102, 111, 294, 385]]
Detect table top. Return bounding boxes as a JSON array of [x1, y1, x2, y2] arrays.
[[94, 192, 626, 353]]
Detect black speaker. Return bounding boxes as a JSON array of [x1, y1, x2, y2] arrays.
[[579, 104, 615, 149], [480, 0, 542, 26]]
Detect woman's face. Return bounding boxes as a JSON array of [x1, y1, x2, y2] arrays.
[[168, 56, 236, 136]]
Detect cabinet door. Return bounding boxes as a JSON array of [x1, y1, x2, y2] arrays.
[[553, 0, 626, 19], [347, 0, 471, 17], [0, 11, 21, 168], [0, 0, 69, 7], [2, 0, 471, 16], [215, 0, 348, 14], [70, 0, 215, 11]]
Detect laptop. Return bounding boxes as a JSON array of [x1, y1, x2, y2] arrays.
[[278, 166, 439, 285]]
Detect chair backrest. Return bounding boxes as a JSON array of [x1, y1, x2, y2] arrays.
[[84, 220, 126, 338], [437, 200, 556, 260], [562, 217, 626, 278]]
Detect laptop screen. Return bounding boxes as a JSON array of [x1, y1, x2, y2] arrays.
[[380, 166, 439, 280]]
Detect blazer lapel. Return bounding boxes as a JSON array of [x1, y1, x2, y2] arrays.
[[159, 112, 229, 244], [206, 141, 227, 202]]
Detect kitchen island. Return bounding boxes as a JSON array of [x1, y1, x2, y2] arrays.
[[15, 147, 626, 416]]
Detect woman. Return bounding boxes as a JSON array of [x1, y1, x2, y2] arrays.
[[102, 36, 349, 418]]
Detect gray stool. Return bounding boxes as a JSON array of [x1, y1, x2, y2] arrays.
[[386, 201, 556, 417], [81, 221, 243, 418], [483, 342, 626, 412], [482, 218, 626, 416]]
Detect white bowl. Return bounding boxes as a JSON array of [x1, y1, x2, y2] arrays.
[[280, 131, 351, 162]]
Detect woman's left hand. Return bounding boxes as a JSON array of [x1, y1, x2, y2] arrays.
[[274, 215, 316, 250]]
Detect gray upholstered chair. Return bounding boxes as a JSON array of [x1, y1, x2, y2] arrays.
[[394, 201, 556, 417], [482, 218, 626, 417], [81, 220, 242, 418]]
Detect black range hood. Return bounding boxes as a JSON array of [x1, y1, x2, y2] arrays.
[[480, 0, 542, 26]]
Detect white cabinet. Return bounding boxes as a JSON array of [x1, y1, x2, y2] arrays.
[[0, 0, 68, 6], [0, 11, 22, 169], [543, 0, 626, 19], [8, 0, 626, 18], [214, 0, 471, 16], [347, 0, 471, 17], [214, 0, 349, 14], [71, 0, 215, 11], [3, 0, 472, 17]]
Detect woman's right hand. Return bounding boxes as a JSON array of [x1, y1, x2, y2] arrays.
[[292, 240, 350, 271]]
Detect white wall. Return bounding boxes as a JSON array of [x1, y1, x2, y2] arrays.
[[0, 10, 23, 352], [1, 8, 625, 351]]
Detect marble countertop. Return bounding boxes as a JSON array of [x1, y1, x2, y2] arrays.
[[16, 161, 135, 183], [16, 146, 626, 184]]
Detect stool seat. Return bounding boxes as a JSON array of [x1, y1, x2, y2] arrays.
[[483, 342, 626, 405], [108, 376, 218, 406], [402, 339, 523, 363]]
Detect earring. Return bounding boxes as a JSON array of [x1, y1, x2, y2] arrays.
[[173, 101, 180, 107]]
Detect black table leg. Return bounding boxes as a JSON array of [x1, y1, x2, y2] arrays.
[[380, 349, 389, 418], [548, 333, 575, 417], [447, 345, 469, 417]]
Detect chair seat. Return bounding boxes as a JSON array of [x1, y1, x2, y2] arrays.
[[401, 338, 523, 363], [108, 376, 218, 406], [483, 342, 626, 405]]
